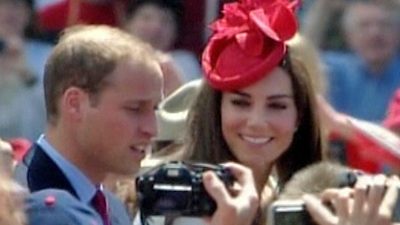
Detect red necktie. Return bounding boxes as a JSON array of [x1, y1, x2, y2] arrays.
[[92, 189, 111, 225]]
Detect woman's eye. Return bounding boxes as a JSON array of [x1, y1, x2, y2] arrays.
[[126, 106, 140, 112], [268, 102, 287, 110], [231, 99, 250, 107]]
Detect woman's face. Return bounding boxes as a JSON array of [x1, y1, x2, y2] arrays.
[[220, 68, 298, 171]]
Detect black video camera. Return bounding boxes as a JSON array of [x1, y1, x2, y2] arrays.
[[136, 161, 234, 218]]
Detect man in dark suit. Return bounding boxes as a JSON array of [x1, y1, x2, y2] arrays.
[[14, 25, 162, 225], [14, 25, 259, 225]]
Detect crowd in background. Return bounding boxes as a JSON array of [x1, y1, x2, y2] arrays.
[[3, 0, 398, 173], [0, 0, 400, 225]]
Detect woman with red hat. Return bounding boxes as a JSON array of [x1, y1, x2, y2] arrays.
[[177, 0, 400, 224], [182, 0, 321, 223]]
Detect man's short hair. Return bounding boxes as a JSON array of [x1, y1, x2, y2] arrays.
[[43, 25, 159, 124]]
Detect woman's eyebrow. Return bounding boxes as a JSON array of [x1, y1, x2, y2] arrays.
[[230, 91, 293, 100], [267, 94, 293, 100], [230, 91, 293, 99]]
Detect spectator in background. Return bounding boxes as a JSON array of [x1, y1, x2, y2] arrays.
[[0, 35, 46, 141], [285, 32, 400, 175], [302, 0, 400, 122], [124, 0, 202, 85], [0, 0, 49, 141], [0, 0, 53, 85], [37, 0, 129, 43]]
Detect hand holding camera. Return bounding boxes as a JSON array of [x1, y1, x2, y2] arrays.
[[136, 161, 234, 217], [136, 161, 259, 225], [303, 175, 400, 225], [206, 162, 259, 225], [268, 162, 400, 225]]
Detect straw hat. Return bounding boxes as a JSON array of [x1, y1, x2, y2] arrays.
[[155, 79, 202, 142]]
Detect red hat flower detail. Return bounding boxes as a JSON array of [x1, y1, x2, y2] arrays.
[[202, 0, 300, 90]]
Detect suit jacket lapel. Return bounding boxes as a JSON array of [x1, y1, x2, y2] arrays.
[[26, 144, 78, 197]]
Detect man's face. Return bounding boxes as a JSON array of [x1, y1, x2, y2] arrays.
[[345, 3, 399, 67], [76, 58, 162, 177]]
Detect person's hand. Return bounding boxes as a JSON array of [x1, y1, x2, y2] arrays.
[[303, 174, 400, 225], [202, 162, 259, 225]]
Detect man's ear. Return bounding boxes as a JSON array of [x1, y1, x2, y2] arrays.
[[60, 87, 88, 121]]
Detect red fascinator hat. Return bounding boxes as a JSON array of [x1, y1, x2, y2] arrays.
[[202, 0, 300, 91]]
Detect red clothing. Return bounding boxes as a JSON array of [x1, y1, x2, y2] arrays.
[[38, 0, 126, 33], [345, 133, 382, 173], [9, 138, 31, 162], [331, 120, 400, 173]]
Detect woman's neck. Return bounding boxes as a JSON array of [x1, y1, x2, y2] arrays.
[[251, 165, 275, 225], [251, 164, 273, 195]]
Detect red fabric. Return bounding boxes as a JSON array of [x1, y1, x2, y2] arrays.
[[8, 138, 32, 162], [91, 189, 110, 225], [202, 0, 300, 91], [344, 130, 400, 173], [383, 89, 400, 129], [329, 131, 380, 173], [38, 1, 68, 32], [38, 0, 124, 32], [345, 139, 381, 174]]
